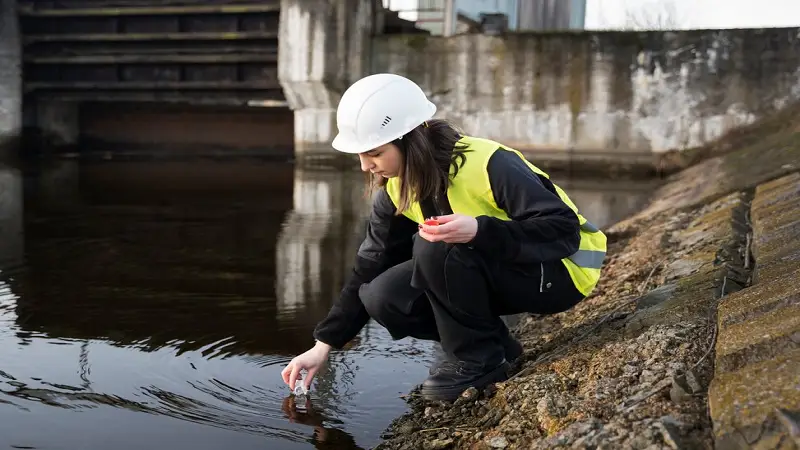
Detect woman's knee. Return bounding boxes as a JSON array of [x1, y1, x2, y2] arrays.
[[359, 281, 390, 321], [411, 235, 448, 275], [358, 260, 417, 322], [412, 236, 478, 287]]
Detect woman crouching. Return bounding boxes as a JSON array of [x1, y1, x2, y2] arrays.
[[281, 73, 607, 402]]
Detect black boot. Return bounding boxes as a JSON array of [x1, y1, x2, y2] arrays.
[[421, 359, 510, 402], [429, 337, 522, 373]]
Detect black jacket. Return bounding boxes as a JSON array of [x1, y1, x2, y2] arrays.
[[312, 148, 581, 349]]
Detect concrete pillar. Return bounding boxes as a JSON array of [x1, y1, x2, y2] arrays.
[[0, 0, 22, 160], [274, 167, 370, 320], [278, 0, 378, 158]]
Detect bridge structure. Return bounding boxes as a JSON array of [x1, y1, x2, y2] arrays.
[[16, 0, 301, 156], [12, 0, 424, 159], [12, 1, 797, 166], [19, 1, 284, 105]]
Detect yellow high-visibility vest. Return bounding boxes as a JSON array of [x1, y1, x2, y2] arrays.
[[386, 135, 607, 297]]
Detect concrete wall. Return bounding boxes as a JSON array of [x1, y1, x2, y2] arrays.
[[278, 0, 378, 155], [0, 0, 22, 159], [373, 28, 800, 161]]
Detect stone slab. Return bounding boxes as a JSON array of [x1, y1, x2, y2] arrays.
[[709, 349, 800, 450], [708, 173, 800, 449], [626, 192, 748, 336], [751, 172, 800, 284]]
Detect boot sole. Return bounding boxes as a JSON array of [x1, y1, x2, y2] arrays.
[[419, 362, 510, 402]]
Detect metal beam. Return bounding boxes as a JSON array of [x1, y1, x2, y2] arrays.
[[25, 81, 280, 91], [24, 91, 287, 106], [24, 31, 278, 43], [24, 54, 278, 64], [18, 3, 280, 17]]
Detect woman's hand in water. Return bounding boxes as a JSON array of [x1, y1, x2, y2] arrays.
[[419, 214, 478, 244], [281, 341, 331, 391]]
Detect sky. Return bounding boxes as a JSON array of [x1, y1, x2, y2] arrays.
[[383, 0, 800, 30], [585, 0, 800, 30]]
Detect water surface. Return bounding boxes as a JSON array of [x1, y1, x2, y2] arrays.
[[0, 158, 657, 449]]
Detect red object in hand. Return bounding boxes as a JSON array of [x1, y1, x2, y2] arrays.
[[424, 218, 439, 226]]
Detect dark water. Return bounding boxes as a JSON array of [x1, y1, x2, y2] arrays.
[[0, 158, 658, 450]]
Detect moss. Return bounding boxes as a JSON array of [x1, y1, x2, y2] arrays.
[[404, 34, 430, 52], [708, 349, 800, 436], [716, 294, 800, 360]]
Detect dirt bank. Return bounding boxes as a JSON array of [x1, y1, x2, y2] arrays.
[[375, 114, 799, 450]]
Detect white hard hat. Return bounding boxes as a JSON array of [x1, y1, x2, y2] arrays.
[[331, 73, 437, 154]]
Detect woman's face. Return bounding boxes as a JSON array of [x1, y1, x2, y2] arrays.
[[358, 142, 403, 178]]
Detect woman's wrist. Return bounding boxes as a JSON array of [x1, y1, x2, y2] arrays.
[[314, 340, 333, 354]]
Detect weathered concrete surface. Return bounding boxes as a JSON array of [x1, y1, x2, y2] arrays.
[[708, 173, 800, 450], [376, 100, 800, 449], [373, 28, 800, 164], [277, 0, 377, 154], [0, 0, 22, 159]]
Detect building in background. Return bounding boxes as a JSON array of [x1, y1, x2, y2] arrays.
[[382, 0, 587, 35]]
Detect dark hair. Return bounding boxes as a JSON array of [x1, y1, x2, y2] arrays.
[[368, 118, 470, 215]]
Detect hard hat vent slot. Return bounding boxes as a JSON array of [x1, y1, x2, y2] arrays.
[[381, 116, 392, 128]]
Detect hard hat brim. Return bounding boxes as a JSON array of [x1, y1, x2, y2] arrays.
[[331, 132, 370, 154], [331, 101, 437, 154]]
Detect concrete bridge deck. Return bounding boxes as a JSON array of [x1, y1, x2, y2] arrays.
[[19, 0, 283, 105]]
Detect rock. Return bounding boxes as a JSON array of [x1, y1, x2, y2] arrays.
[[635, 283, 679, 310], [628, 432, 653, 449], [454, 387, 478, 406], [486, 436, 508, 448], [656, 417, 684, 449], [640, 369, 659, 384], [684, 370, 702, 393], [669, 377, 692, 404], [397, 423, 416, 434], [424, 438, 453, 450], [775, 408, 800, 438]]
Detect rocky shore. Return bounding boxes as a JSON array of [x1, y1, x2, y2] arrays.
[[375, 114, 800, 449]]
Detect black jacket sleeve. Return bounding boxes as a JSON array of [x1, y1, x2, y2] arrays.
[[468, 148, 581, 264], [312, 188, 418, 349]]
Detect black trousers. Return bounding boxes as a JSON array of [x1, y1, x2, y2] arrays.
[[358, 235, 585, 368]]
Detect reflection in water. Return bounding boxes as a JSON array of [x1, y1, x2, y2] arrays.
[[0, 159, 657, 450], [276, 167, 370, 321], [0, 164, 23, 270], [0, 160, 435, 450], [556, 177, 661, 230]]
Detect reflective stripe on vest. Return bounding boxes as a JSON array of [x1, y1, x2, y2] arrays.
[[568, 220, 606, 269], [568, 249, 606, 269]]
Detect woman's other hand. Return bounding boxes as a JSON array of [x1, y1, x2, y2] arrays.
[[281, 341, 331, 391], [419, 214, 478, 244]]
